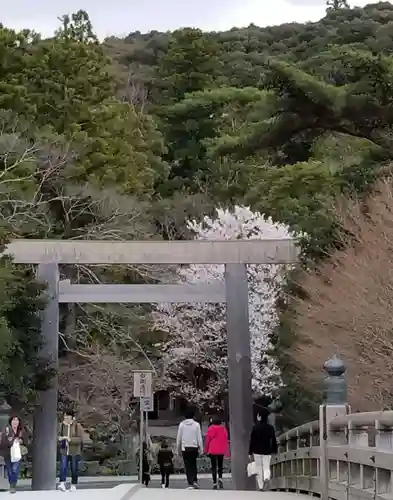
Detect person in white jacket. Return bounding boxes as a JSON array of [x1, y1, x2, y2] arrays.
[[176, 408, 203, 489]]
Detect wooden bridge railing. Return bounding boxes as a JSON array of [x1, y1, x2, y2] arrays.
[[270, 411, 393, 500], [268, 353, 393, 500]]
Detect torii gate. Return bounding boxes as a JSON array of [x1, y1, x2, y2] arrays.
[[5, 239, 298, 491]]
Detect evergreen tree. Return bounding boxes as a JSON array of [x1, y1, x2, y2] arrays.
[[326, 0, 349, 11], [157, 28, 221, 104], [0, 251, 52, 407]]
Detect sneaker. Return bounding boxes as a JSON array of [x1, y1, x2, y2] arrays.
[[58, 482, 67, 492], [70, 485, 77, 492], [213, 483, 218, 490], [162, 485, 166, 489], [187, 486, 194, 490], [193, 482, 199, 490], [9, 485, 16, 494], [218, 478, 224, 489]]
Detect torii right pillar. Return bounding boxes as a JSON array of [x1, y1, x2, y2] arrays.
[[225, 263, 255, 490]]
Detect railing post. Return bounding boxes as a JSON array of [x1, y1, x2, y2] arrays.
[[319, 355, 350, 500]]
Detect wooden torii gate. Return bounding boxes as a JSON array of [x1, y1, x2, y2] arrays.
[[5, 239, 298, 491]]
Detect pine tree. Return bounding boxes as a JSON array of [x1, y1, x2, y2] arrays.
[[0, 252, 53, 407], [326, 0, 350, 11], [157, 28, 221, 104]]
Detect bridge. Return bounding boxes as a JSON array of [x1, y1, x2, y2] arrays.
[[268, 354, 391, 500], [270, 409, 391, 500]]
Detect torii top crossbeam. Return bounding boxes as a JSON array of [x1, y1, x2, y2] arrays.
[[5, 239, 298, 264]]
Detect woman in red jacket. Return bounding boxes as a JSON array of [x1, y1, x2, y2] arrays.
[[204, 416, 229, 490]]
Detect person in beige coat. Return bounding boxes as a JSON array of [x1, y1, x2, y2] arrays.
[[58, 410, 85, 492]]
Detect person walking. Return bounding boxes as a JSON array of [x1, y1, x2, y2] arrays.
[[141, 442, 151, 487], [58, 409, 85, 492], [204, 415, 229, 490], [157, 440, 174, 489], [1, 415, 26, 493], [176, 407, 203, 490], [249, 408, 278, 491]]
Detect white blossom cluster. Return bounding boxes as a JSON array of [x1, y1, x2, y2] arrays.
[[153, 206, 295, 410]]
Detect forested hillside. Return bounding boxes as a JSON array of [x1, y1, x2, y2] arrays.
[[105, 2, 393, 93], [0, 2, 393, 436]]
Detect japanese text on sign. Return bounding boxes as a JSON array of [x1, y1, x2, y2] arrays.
[[133, 371, 153, 398], [140, 396, 154, 412]]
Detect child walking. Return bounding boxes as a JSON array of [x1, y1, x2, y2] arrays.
[[141, 442, 151, 487], [157, 440, 174, 489]]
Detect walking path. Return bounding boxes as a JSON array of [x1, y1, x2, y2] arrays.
[[0, 484, 138, 499], [16, 474, 232, 487], [0, 474, 308, 500], [0, 484, 310, 499], [132, 492, 308, 500], [0, 476, 310, 499]]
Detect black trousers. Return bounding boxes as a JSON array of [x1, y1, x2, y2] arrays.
[[182, 447, 199, 485], [210, 454, 224, 484], [160, 468, 171, 487], [142, 472, 150, 486]]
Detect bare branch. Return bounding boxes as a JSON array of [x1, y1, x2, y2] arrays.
[[291, 179, 393, 410]]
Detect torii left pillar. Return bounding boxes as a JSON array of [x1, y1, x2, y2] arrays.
[[32, 263, 59, 490]]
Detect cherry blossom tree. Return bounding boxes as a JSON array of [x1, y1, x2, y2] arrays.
[[153, 206, 295, 411]]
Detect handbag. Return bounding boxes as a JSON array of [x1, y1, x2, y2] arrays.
[[247, 460, 258, 477], [10, 441, 22, 463]]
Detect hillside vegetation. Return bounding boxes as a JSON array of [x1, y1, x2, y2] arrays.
[[105, 2, 393, 93], [0, 2, 392, 431]]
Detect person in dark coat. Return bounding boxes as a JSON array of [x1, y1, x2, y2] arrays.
[[141, 442, 150, 487], [157, 440, 174, 488], [249, 408, 278, 491]]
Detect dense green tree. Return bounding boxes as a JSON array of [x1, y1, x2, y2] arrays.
[[216, 49, 393, 163], [157, 86, 267, 195], [0, 256, 52, 408], [157, 28, 221, 104], [0, 15, 168, 196], [56, 9, 98, 43]]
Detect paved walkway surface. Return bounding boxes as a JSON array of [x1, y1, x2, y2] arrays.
[[17, 478, 233, 492], [0, 486, 310, 500], [16, 474, 234, 491], [16, 474, 232, 486], [131, 490, 309, 499], [0, 484, 137, 499], [0, 476, 310, 499]]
